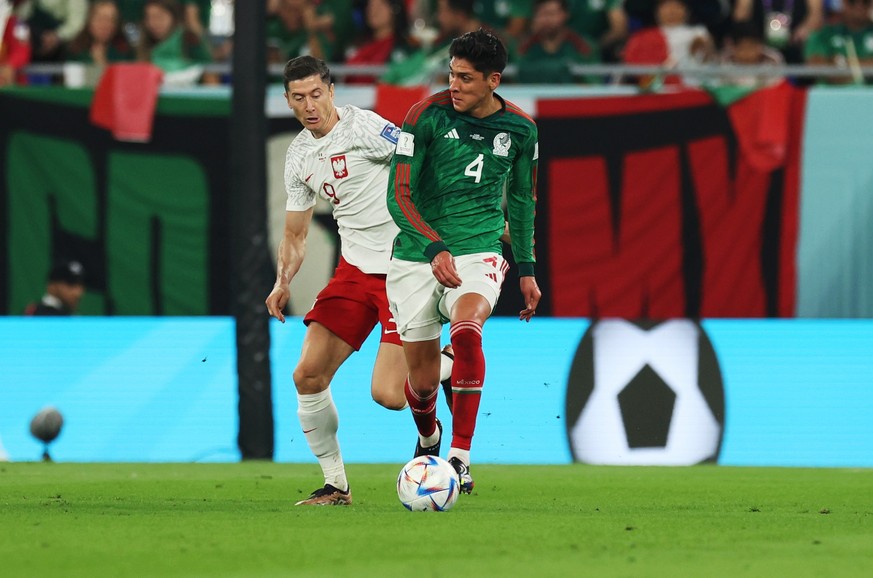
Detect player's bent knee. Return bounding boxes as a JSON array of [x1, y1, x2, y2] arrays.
[[371, 379, 406, 410], [372, 388, 406, 411], [292, 365, 329, 395]]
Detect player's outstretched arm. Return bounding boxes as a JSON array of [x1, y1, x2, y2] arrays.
[[518, 276, 541, 322], [265, 208, 313, 323]]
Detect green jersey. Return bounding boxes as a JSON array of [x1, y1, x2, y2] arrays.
[[387, 90, 538, 276], [569, 0, 624, 40], [805, 23, 873, 65]]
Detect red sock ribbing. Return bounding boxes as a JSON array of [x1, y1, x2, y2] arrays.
[[449, 321, 484, 452], [404, 378, 437, 438]]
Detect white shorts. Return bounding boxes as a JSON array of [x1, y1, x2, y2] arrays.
[[386, 252, 508, 342]]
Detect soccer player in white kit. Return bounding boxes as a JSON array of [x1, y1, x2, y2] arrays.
[[265, 56, 453, 506]]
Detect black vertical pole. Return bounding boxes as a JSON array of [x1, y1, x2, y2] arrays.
[[230, 1, 274, 459]]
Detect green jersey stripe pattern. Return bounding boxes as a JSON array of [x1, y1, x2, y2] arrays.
[[387, 89, 538, 276]]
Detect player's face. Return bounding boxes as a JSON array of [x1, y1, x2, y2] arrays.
[[448, 57, 501, 118], [285, 74, 337, 138]]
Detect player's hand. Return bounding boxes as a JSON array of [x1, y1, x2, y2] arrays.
[[265, 284, 291, 323], [431, 250, 462, 289], [519, 276, 541, 322]]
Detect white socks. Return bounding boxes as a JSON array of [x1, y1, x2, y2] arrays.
[[440, 349, 453, 382], [448, 448, 470, 466], [419, 422, 440, 449], [297, 388, 347, 492]]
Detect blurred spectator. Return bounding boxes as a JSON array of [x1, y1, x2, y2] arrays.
[[626, 0, 730, 34], [137, 0, 212, 82], [117, 1, 210, 47], [516, 0, 600, 83], [732, 0, 824, 63], [1, 0, 31, 86], [432, 0, 484, 51], [14, 0, 87, 61], [718, 19, 784, 86], [474, 0, 531, 43], [805, 0, 873, 84], [308, 0, 355, 61], [266, 0, 355, 61], [623, 0, 716, 89], [65, 0, 133, 65], [345, 0, 419, 83], [380, 0, 484, 84], [182, 0, 208, 38], [24, 260, 86, 316], [266, 0, 330, 63], [568, 0, 629, 62]]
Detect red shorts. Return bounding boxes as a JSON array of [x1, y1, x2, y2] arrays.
[[303, 257, 401, 350]]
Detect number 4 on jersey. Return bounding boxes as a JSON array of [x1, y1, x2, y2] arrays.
[[464, 154, 484, 183]]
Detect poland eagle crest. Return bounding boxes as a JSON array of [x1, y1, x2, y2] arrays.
[[331, 155, 349, 179]]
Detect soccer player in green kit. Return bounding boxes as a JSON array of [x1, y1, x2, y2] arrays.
[[386, 28, 541, 494]]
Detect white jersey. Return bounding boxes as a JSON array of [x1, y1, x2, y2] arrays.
[[284, 105, 401, 274]]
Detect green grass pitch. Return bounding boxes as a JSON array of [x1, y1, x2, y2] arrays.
[[1, 462, 871, 577]]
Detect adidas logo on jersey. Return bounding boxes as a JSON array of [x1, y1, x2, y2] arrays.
[[443, 128, 460, 139]]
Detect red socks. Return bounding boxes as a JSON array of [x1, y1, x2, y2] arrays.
[[404, 377, 438, 438], [449, 321, 484, 451]]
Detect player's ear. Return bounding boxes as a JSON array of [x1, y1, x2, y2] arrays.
[[488, 72, 501, 90]]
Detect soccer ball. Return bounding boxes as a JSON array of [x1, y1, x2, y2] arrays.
[[396, 455, 460, 511], [565, 319, 724, 465]]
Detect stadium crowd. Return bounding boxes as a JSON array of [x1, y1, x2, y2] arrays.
[[0, 0, 869, 88]]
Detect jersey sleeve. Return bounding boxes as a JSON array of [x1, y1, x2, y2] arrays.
[[284, 141, 316, 212], [359, 108, 401, 164], [506, 124, 538, 276], [387, 103, 447, 261]]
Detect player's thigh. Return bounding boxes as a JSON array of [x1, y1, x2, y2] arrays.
[[440, 253, 507, 323], [304, 264, 382, 351], [386, 258, 443, 342], [295, 322, 356, 387], [370, 342, 407, 408]]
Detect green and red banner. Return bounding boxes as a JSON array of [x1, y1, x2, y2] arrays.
[[3, 83, 867, 318], [530, 83, 806, 318]]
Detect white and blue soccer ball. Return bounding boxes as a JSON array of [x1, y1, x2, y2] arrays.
[[397, 455, 460, 511]]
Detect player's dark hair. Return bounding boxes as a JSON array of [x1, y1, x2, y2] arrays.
[[283, 55, 332, 90], [449, 28, 507, 76]]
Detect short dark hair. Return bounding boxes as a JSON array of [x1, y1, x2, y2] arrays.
[[449, 28, 507, 76], [729, 20, 764, 44], [48, 260, 85, 285], [283, 56, 332, 90]]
